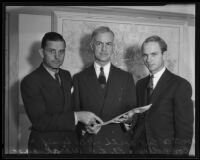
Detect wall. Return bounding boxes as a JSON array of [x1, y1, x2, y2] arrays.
[[18, 14, 51, 153], [5, 6, 195, 155], [6, 13, 51, 153]]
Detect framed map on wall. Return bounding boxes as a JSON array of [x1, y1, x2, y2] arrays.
[[53, 11, 183, 83]]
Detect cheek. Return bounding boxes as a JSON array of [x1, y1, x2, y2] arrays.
[[94, 48, 100, 55], [143, 57, 147, 62], [60, 54, 65, 60], [44, 55, 52, 62], [108, 48, 113, 53]]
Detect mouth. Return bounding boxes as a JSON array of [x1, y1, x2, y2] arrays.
[[147, 64, 154, 68], [53, 61, 61, 64], [100, 53, 108, 56]]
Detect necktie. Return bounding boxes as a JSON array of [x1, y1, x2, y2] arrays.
[[147, 74, 154, 103], [98, 67, 106, 89], [55, 72, 61, 86]]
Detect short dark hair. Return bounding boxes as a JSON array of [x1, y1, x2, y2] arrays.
[[91, 26, 114, 43], [41, 32, 66, 49], [141, 35, 167, 53]]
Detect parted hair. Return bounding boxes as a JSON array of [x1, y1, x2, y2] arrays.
[[91, 26, 114, 43], [141, 35, 167, 54], [41, 32, 66, 49]]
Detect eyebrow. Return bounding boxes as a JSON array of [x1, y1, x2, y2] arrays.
[[95, 41, 113, 44], [143, 51, 159, 54]]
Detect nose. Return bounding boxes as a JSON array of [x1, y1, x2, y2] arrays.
[[101, 44, 106, 52], [55, 52, 60, 59], [146, 55, 151, 63]]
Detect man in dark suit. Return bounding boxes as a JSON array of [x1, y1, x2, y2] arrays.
[[20, 32, 103, 154], [131, 35, 194, 155], [73, 26, 137, 154]]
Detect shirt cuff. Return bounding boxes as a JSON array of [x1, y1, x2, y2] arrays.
[[74, 112, 78, 125]]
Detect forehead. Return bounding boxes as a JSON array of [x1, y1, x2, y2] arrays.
[[45, 40, 65, 49], [94, 32, 114, 42], [143, 41, 161, 53]]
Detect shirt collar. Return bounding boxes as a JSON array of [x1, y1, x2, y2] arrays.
[[94, 62, 111, 81], [152, 66, 166, 79], [150, 67, 166, 89], [42, 63, 58, 79]]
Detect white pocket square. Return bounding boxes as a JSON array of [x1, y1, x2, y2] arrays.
[[71, 86, 74, 94]]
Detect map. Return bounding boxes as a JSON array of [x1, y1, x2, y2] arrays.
[[61, 19, 179, 83]]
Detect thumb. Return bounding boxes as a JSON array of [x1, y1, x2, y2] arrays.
[[93, 114, 103, 124]]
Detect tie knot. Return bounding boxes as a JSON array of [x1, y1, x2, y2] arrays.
[[100, 67, 104, 72], [55, 72, 59, 78], [150, 74, 154, 79], [55, 72, 61, 86]]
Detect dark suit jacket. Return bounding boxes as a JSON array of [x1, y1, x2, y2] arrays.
[[73, 64, 136, 154], [20, 64, 79, 153], [132, 69, 194, 155]]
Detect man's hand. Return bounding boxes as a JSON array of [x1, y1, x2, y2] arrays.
[[76, 111, 103, 126], [85, 124, 101, 134], [113, 110, 136, 124]]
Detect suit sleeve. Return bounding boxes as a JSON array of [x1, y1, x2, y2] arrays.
[[123, 73, 137, 111], [20, 76, 76, 132], [72, 74, 81, 111], [173, 79, 194, 155]]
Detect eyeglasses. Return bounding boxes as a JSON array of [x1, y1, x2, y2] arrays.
[[44, 48, 65, 56]]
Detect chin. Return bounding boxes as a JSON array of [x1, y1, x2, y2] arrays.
[[51, 65, 60, 69], [101, 57, 110, 62]]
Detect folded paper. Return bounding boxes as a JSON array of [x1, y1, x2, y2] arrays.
[[102, 104, 152, 126]]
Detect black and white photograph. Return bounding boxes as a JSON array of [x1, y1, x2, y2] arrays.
[[3, 3, 198, 158]]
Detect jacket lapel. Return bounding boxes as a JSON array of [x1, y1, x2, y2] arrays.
[[102, 65, 115, 106], [39, 64, 64, 98], [59, 70, 71, 110], [149, 69, 171, 110], [84, 65, 105, 113], [100, 65, 121, 115], [139, 77, 149, 106]]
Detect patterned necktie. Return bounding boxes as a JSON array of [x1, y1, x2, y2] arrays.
[[55, 72, 61, 86], [98, 67, 106, 89], [147, 74, 154, 104]]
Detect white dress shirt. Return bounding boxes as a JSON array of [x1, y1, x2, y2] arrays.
[[150, 67, 166, 89], [94, 61, 111, 82]]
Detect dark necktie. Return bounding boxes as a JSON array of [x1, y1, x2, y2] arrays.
[[55, 72, 61, 86], [147, 74, 154, 104], [98, 67, 106, 89]]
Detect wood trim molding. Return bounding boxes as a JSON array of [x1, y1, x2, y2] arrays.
[[6, 6, 195, 25], [7, 12, 20, 153]]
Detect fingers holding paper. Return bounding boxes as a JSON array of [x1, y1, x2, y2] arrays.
[[112, 111, 135, 124], [76, 111, 103, 126], [103, 104, 152, 125], [85, 124, 101, 134]]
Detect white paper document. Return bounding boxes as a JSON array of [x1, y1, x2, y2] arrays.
[[102, 104, 152, 126]]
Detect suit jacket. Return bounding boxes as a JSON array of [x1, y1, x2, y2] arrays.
[[131, 69, 194, 155], [73, 64, 136, 154], [20, 64, 79, 153]]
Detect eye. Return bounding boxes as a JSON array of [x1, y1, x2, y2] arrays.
[[59, 50, 65, 55], [142, 53, 147, 57], [95, 42, 102, 46], [151, 52, 158, 56], [50, 49, 56, 53], [106, 42, 113, 46], [45, 48, 55, 54]]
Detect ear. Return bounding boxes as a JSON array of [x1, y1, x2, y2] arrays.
[[90, 42, 93, 51], [38, 48, 44, 58], [112, 43, 115, 53], [162, 51, 167, 61]]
